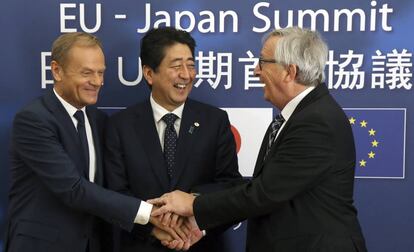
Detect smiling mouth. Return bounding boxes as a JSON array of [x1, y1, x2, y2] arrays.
[[84, 89, 99, 95], [173, 83, 187, 90]]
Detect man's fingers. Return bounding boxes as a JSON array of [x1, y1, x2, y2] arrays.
[[183, 240, 191, 251], [147, 197, 166, 205], [161, 240, 170, 247], [181, 223, 191, 237], [173, 225, 189, 242], [167, 239, 184, 250], [151, 206, 169, 216], [166, 240, 178, 249], [161, 212, 172, 226], [170, 214, 179, 227], [164, 227, 182, 241], [184, 219, 195, 231], [176, 216, 183, 227]]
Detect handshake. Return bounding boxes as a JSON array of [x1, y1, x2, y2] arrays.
[[147, 190, 201, 251]]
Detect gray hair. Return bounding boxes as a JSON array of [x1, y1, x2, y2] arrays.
[[264, 27, 328, 86]]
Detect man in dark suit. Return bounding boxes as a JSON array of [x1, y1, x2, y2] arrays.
[[150, 27, 368, 252], [104, 27, 242, 251], [4, 32, 183, 252]]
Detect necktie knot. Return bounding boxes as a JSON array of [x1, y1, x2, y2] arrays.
[[271, 114, 285, 130], [74, 110, 85, 127], [264, 113, 285, 160], [162, 113, 178, 126]]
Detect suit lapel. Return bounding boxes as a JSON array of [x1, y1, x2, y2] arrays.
[[170, 101, 198, 189], [253, 123, 272, 178], [86, 107, 103, 185], [253, 84, 329, 177], [42, 90, 86, 177], [293, 83, 328, 115], [133, 101, 170, 191]]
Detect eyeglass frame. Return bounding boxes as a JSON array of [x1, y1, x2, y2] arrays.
[[257, 58, 299, 74], [258, 57, 279, 70]]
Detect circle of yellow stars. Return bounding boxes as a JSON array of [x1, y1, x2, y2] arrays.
[[349, 117, 380, 168]]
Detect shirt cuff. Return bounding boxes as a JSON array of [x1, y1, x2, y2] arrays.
[[192, 215, 207, 237], [134, 201, 153, 225]]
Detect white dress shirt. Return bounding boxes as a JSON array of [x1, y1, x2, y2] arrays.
[[53, 89, 96, 182], [133, 94, 185, 225], [275, 86, 315, 140], [54, 89, 151, 225], [150, 94, 185, 150]]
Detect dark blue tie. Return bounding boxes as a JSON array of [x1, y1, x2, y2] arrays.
[[264, 114, 285, 160], [162, 113, 178, 179], [74, 110, 89, 179]]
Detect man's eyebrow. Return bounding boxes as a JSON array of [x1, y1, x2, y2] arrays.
[[169, 57, 195, 63]]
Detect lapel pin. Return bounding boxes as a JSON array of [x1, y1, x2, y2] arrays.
[[189, 122, 199, 134], [189, 126, 195, 134]]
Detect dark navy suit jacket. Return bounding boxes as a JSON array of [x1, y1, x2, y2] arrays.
[[4, 91, 141, 252], [104, 98, 242, 252]]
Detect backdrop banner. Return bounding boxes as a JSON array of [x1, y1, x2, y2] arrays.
[[1, 1, 413, 251]]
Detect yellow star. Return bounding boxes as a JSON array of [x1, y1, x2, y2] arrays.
[[371, 140, 379, 147], [360, 120, 367, 127], [349, 117, 356, 124], [368, 128, 376, 136], [359, 159, 367, 167], [368, 151, 376, 159]]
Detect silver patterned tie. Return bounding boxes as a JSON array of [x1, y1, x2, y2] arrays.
[[264, 114, 285, 160]]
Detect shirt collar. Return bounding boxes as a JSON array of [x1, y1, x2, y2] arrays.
[[280, 86, 315, 121], [53, 88, 86, 116], [150, 93, 184, 123]]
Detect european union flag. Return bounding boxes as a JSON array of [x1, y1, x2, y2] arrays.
[[344, 108, 406, 179]]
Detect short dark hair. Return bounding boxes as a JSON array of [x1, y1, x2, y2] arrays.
[[140, 27, 196, 72]]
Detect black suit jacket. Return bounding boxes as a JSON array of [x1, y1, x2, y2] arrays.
[[4, 91, 142, 252], [193, 84, 367, 252], [104, 98, 242, 252]]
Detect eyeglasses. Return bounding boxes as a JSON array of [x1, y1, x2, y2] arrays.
[[258, 58, 278, 70]]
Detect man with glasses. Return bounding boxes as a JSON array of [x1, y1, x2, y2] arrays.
[[150, 27, 367, 252]]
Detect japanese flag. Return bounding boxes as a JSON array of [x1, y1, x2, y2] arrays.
[[222, 108, 273, 177]]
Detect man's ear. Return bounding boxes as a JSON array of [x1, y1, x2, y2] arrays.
[[143, 65, 154, 86], [285, 64, 298, 82], [51, 60, 63, 82]]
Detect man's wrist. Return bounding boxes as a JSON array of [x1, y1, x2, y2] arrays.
[[134, 201, 153, 225]]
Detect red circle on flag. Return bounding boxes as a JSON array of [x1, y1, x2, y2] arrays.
[[230, 125, 241, 154]]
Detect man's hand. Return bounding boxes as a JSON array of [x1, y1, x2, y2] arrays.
[[151, 227, 188, 250], [153, 216, 204, 251], [148, 190, 196, 217], [159, 212, 184, 227], [184, 216, 203, 246], [151, 227, 173, 242], [150, 206, 190, 242]]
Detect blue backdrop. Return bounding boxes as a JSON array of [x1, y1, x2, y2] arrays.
[[1, 0, 413, 251]]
